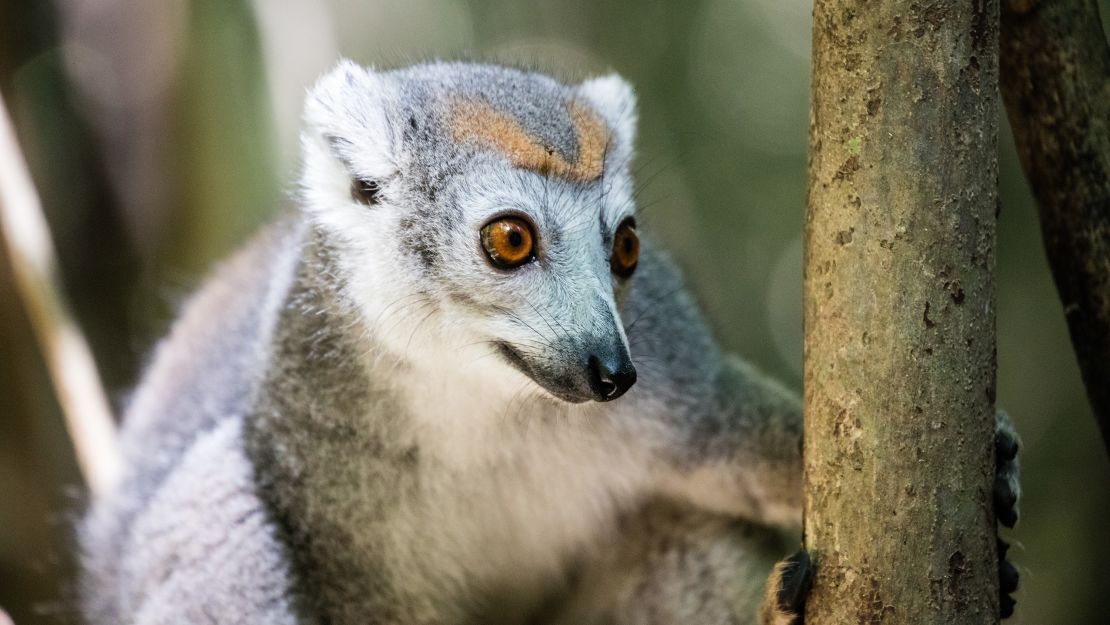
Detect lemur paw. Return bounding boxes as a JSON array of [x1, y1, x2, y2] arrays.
[[761, 549, 813, 625], [995, 409, 1021, 619]]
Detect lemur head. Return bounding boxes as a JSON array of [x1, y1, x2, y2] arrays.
[[300, 60, 640, 404]]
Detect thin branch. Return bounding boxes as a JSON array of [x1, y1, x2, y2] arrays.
[[1001, 0, 1110, 458], [0, 92, 122, 496]]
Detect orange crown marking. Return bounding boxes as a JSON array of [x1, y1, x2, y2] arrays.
[[449, 99, 608, 182]]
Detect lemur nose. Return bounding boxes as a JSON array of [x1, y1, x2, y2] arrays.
[[587, 354, 637, 402]]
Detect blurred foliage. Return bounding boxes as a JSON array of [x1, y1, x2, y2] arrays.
[[1, 0, 1108, 623]]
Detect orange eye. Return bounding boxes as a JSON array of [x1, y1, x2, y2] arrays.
[[611, 219, 639, 278], [481, 217, 536, 269]]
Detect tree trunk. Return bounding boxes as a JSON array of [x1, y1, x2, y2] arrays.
[[1000, 0, 1110, 458], [803, 1, 1001, 624]]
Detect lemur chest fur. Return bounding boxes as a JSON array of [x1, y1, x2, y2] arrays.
[[366, 367, 653, 591]]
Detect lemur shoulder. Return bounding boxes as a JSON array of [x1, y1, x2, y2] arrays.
[[79, 60, 1021, 625]]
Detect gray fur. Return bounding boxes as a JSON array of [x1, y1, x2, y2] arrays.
[[81, 61, 808, 625]]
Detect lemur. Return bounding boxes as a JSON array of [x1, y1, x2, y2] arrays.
[[79, 60, 1021, 625]]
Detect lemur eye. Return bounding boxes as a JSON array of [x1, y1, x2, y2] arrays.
[[481, 217, 536, 269], [611, 218, 639, 278], [351, 178, 381, 205]]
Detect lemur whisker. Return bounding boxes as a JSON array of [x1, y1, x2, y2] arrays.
[[626, 285, 688, 333], [502, 309, 554, 350], [498, 378, 534, 425], [630, 161, 674, 206], [524, 299, 571, 349], [537, 301, 575, 350], [373, 292, 428, 327], [404, 308, 437, 351], [383, 300, 438, 340], [630, 194, 674, 220]]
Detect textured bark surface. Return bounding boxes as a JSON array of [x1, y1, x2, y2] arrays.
[[1000, 0, 1110, 457], [804, 1, 1001, 624]]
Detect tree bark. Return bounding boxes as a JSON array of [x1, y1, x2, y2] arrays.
[[803, 1, 1001, 624], [1000, 0, 1110, 458]]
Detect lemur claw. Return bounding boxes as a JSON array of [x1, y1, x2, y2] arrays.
[[767, 548, 813, 625], [998, 538, 1019, 618], [994, 410, 1021, 619], [994, 411, 1021, 529]]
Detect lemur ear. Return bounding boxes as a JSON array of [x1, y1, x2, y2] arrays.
[[577, 74, 638, 168], [301, 59, 399, 190]]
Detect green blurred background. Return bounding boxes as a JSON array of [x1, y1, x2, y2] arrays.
[[1, 0, 1107, 623]]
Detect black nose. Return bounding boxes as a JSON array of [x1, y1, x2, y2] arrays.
[[586, 353, 637, 401]]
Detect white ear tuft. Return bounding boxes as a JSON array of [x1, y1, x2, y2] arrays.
[[578, 73, 638, 166], [302, 59, 399, 182]]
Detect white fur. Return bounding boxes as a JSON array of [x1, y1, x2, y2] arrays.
[[119, 420, 296, 624], [578, 74, 638, 172], [387, 364, 653, 600], [302, 60, 401, 182]]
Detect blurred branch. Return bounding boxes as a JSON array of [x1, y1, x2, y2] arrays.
[[0, 91, 121, 496], [1001, 0, 1110, 458]]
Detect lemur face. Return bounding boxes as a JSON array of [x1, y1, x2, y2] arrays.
[[300, 61, 641, 404]]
